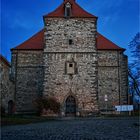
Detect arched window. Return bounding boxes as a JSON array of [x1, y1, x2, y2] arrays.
[[65, 2, 71, 18]]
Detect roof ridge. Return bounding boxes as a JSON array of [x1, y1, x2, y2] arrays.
[[0, 54, 11, 66]]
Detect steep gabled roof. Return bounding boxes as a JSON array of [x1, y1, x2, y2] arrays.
[[97, 33, 125, 51], [11, 29, 44, 50], [0, 55, 10, 67], [44, 0, 97, 18], [11, 29, 125, 51]]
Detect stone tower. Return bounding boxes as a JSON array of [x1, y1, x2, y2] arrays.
[[43, 0, 99, 116]]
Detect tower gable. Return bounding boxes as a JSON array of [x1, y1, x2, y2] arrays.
[[43, 0, 97, 18]]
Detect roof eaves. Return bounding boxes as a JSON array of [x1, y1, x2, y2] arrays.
[[11, 48, 43, 51], [97, 48, 125, 51], [0, 55, 11, 67], [97, 32, 125, 51], [11, 29, 44, 51]]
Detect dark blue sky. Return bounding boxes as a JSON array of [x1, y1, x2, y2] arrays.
[[1, 0, 139, 62]]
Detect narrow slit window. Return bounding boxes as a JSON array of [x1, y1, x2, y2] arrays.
[[66, 8, 70, 17], [65, 2, 71, 18]]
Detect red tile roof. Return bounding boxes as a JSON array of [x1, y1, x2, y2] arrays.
[[97, 33, 125, 51], [43, 0, 97, 18], [11, 29, 44, 50], [11, 29, 125, 51], [0, 55, 10, 67]]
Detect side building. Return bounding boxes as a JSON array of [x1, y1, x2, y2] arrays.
[[0, 55, 15, 114]]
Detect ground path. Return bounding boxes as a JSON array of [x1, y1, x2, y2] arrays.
[[1, 117, 139, 140]]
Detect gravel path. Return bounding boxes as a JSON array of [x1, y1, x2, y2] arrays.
[[1, 117, 139, 140]]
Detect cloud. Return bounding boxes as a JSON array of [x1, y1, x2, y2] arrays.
[[95, 0, 123, 11], [92, 0, 124, 26], [79, 0, 123, 27], [10, 18, 32, 29], [2, 10, 42, 30], [100, 11, 121, 27]]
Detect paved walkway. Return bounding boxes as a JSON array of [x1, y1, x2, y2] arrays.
[[1, 117, 139, 140]]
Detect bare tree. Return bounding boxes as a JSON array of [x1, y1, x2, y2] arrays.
[[129, 32, 140, 104]]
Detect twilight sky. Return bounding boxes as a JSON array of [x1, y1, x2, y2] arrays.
[[1, 0, 139, 62]]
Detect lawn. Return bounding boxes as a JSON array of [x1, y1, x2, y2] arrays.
[[1, 115, 58, 126]]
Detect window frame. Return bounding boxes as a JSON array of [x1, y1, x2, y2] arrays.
[[65, 2, 72, 18], [65, 61, 78, 75]]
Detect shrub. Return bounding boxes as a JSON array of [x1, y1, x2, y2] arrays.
[[33, 97, 60, 114], [0, 106, 5, 116]]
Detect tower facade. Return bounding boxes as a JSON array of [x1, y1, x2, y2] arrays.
[[43, 0, 99, 116]]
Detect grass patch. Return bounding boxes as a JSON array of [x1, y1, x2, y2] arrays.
[[1, 115, 58, 126]]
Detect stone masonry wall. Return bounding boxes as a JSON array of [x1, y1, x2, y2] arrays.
[[11, 50, 44, 112], [10, 18, 128, 115], [44, 18, 97, 53], [119, 53, 128, 105], [98, 51, 128, 111], [43, 18, 98, 116], [0, 59, 14, 113]]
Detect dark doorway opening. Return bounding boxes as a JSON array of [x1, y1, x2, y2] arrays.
[[65, 96, 76, 116], [8, 100, 14, 115]]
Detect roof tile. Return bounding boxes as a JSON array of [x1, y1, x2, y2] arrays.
[[11, 29, 125, 51], [97, 33, 125, 51]]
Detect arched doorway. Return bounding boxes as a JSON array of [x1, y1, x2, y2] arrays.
[[8, 100, 14, 115], [65, 96, 76, 116]]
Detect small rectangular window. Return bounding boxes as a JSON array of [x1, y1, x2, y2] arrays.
[[66, 62, 76, 74], [69, 39, 73, 45], [69, 63, 73, 67]]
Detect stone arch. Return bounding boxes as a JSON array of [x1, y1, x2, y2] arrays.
[[63, 91, 78, 116], [8, 100, 14, 115]]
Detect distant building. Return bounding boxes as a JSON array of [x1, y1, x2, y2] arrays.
[[0, 55, 14, 114], [10, 0, 128, 116]]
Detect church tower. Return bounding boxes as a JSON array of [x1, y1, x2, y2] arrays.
[[43, 0, 99, 116], [10, 0, 128, 115]]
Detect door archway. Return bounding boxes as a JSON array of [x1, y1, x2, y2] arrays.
[[8, 100, 14, 115], [65, 96, 76, 116]]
